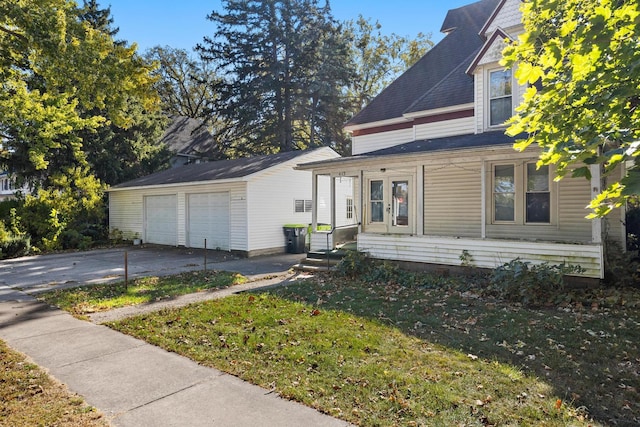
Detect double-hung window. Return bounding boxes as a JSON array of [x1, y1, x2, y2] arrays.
[[489, 69, 512, 126], [492, 162, 551, 224], [526, 164, 550, 223]]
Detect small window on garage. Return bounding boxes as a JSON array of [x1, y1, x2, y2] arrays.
[[295, 199, 312, 213]]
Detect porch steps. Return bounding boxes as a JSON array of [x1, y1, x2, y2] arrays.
[[292, 242, 356, 272]]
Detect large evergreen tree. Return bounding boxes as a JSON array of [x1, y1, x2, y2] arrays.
[[197, 0, 352, 156]]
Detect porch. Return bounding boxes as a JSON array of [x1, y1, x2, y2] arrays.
[[357, 233, 604, 279]]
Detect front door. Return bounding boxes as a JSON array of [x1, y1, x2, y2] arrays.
[[365, 175, 414, 234]]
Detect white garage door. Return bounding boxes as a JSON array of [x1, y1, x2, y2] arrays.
[[188, 192, 230, 250], [144, 195, 177, 245]]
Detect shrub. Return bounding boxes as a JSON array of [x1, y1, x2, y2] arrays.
[[0, 222, 30, 259], [334, 250, 455, 289], [487, 258, 584, 306], [335, 250, 371, 279], [626, 197, 640, 252], [60, 229, 92, 250]]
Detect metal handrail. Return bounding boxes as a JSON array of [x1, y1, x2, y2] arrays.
[[324, 223, 360, 270]]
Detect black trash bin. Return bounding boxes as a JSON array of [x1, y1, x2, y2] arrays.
[[283, 224, 307, 254]]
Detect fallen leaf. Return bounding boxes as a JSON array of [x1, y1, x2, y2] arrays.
[[555, 399, 562, 410]]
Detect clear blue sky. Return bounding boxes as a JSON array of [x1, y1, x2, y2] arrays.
[[105, 1, 475, 53]]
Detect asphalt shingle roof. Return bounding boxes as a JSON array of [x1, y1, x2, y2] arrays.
[[111, 150, 311, 189], [159, 116, 216, 156], [363, 131, 517, 156], [345, 0, 500, 127]]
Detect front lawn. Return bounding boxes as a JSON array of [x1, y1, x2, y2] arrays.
[[39, 270, 246, 316], [107, 271, 640, 426]]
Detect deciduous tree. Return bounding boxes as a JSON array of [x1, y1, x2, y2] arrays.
[[0, 0, 161, 248], [502, 0, 640, 217]]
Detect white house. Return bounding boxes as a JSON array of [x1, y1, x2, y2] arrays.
[[108, 147, 341, 257], [297, 0, 626, 279]]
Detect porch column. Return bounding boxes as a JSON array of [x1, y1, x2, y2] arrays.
[[330, 175, 336, 227], [481, 161, 486, 239], [590, 164, 602, 244], [417, 165, 424, 235], [311, 172, 318, 231]]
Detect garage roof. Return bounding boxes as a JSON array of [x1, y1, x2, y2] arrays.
[[110, 149, 315, 189]]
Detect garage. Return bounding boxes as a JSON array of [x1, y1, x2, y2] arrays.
[[187, 192, 230, 250], [144, 195, 177, 245], [108, 147, 341, 256]]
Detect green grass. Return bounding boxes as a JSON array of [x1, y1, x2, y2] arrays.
[[268, 276, 640, 426], [0, 339, 107, 427], [106, 278, 627, 426], [39, 270, 246, 316]]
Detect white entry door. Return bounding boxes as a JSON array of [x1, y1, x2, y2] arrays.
[[365, 175, 414, 234], [188, 192, 230, 250], [144, 195, 177, 245]]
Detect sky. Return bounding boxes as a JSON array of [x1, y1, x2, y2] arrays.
[[105, 1, 475, 53]]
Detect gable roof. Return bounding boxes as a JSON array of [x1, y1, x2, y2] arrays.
[[159, 116, 216, 157], [345, 0, 500, 128], [110, 149, 323, 190], [466, 27, 512, 75]]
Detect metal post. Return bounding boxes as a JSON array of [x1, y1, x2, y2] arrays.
[[204, 238, 207, 272], [124, 251, 128, 290]]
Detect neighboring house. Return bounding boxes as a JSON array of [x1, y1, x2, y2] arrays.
[[159, 116, 218, 168], [297, 0, 626, 279], [0, 172, 15, 201], [107, 147, 342, 257], [0, 171, 30, 201]]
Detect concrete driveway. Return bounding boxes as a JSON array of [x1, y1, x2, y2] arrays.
[[0, 246, 303, 300]]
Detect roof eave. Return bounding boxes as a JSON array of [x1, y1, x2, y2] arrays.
[[465, 27, 512, 75]]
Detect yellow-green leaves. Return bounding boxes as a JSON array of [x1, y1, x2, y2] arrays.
[[515, 62, 544, 86], [503, 0, 640, 218]]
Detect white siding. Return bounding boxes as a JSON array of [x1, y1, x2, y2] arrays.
[[414, 117, 475, 141], [109, 191, 143, 239], [334, 177, 355, 227], [352, 128, 414, 155], [474, 62, 527, 133], [483, 0, 523, 36], [358, 233, 604, 278], [424, 161, 482, 238], [474, 72, 484, 133], [110, 182, 247, 250], [245, 148, 340, 253]]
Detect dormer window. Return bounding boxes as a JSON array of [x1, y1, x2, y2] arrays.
[[489, 69, 512, 126]]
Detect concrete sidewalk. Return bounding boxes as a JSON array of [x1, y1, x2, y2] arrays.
[[0, 250, 351, 426], [0, 292, 350, 427]]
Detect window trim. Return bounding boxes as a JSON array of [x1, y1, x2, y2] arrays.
[[294, 199, 312, 213], [346, 197, 353, 220], [489, 161, 554, 226], [486, 67, 513, 129]]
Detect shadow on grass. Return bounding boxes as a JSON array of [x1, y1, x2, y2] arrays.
[[263, 274, 640, 427]]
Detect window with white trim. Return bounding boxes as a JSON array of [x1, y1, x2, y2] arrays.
[[294, 199, 312, 213], [346, 197, 353, 219], [492, 162, 551, 224], [489, 69, 512, 126]]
